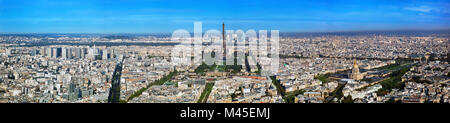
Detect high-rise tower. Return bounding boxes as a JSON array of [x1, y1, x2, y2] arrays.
[[222, 23, 226, 61]]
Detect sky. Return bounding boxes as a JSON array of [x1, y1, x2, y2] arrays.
[[0, 0, 449, 33]]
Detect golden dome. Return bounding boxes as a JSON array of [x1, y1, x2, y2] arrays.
[[353, 59, 359, 68]]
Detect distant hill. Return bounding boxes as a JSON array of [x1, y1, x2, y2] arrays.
[[102, 35, 134, 40]]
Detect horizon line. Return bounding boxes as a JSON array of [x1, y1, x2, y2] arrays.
[[1, 28, 449, 34]]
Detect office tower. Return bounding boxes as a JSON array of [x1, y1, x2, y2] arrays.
[[75, 48, 81, 59], [31, 49, 37, 56], [102, 49, 108, 60], [81, 48, 85, 59], [67, 48, 72, 59], [111, 49, 115, 59], [88, 48, 95, 60], [62, 47, 67, 59], [52, 48, 57, 58], [94, 47, 99, 56], [46, 48, 52, 58], [57, 48, 62, 58], [40, 47, 45, 56]]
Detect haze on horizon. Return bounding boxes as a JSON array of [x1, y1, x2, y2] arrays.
[[0, 0, 449, 33]]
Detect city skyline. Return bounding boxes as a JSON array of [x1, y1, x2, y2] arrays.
[[1, 1, 449, 121], [0, 0, 449, 33]]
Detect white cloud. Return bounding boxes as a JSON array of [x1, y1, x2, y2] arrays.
[[404, 6, 433, 13]]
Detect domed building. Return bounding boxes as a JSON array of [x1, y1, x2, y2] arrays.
[[349, 60, 364, 80]]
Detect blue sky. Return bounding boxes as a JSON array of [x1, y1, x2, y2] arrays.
[[0, 0, 449, 33]]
